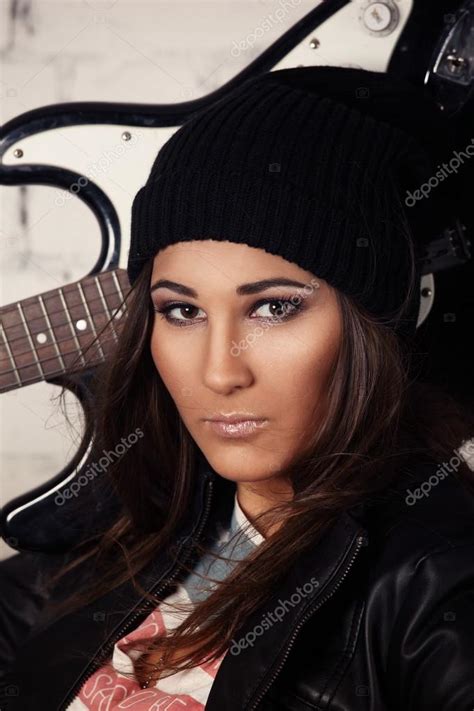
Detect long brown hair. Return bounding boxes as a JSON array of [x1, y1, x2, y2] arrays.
[[47, 250, 474, 682]]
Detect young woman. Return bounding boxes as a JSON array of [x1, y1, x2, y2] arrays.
[[1, 66, 474, 711]]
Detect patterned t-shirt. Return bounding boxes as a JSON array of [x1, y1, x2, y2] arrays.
[[68, 490, 264, 710]]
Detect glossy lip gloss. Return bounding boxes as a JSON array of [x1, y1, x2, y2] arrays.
[[204, 419, 268, 438]]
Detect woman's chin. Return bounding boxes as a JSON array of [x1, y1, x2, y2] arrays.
[[197, 446, 283, 483]]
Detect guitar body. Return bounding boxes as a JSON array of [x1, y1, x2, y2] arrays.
[[1, 370, 100, 553], [1, 0, 473, 552]]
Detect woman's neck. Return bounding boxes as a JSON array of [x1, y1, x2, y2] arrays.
[[236, 478, 293, 538]]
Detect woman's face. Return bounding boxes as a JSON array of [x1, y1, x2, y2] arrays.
[[149, 240, 342, 486]]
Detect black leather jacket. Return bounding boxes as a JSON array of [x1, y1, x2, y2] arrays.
[[1, 453, 474, 711]]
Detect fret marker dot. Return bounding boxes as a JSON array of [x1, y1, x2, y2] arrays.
[[36, 333, 47, 344], [76, 319, 87, 331]]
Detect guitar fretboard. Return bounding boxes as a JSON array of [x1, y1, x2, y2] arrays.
[[0, 269, 131, 393]]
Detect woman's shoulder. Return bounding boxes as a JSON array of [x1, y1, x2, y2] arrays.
[[355, 455, 474, 710], [357, 452, 474, 578]]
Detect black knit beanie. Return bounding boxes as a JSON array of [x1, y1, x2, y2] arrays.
[[128, 65, 445, 340]]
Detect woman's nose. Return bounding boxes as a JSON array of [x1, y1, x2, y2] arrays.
[[201, 320, 254, 393]]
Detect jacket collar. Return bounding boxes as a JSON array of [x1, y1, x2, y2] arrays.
[[207, 511, 366, 710]]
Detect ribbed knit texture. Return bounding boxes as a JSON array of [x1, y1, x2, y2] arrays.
[[128, 66, 443, 339]]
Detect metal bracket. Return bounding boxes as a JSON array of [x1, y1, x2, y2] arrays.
[[420, 219, 472, 275]]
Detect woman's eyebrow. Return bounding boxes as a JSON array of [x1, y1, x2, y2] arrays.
[[149, 277, 308, 297]]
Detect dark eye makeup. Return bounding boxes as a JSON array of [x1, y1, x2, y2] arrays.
[[151, 296, 307, 327]]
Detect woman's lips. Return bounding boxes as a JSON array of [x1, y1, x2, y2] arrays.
[[204, 418, 268, 438]]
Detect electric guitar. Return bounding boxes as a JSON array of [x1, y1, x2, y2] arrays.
[[1, 0, 473, 552]]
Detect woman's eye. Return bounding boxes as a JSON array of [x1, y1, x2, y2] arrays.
[[154, 303, 205, 326], [252, 299, 301, 319], [153, 297, 303, 327]]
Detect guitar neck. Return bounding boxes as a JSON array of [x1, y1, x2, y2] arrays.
[[0, 269, 131, 393]]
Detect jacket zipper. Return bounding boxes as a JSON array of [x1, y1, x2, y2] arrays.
[[60, 477, 214, 710], [245, 530, 368, 711]]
